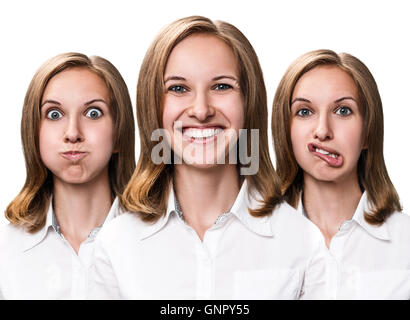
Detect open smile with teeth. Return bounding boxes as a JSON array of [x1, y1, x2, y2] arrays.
[[183, 128, 224, 140]]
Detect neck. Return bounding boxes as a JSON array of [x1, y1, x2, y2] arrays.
[[302, 173, 362, 248], [52, 168, 113, 254], [174, 164, 241, 241]]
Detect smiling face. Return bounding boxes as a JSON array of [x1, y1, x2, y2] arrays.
[[290, 65, 365, 184], [162, 33, 245, 167], [39, 67, 115, 185]]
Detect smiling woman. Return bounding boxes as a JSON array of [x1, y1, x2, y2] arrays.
[[90, 16, 327, 300], [0, 53, 135, 299], [161, 33, 245, 172]]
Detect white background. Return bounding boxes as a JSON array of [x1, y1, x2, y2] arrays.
[[0, 0, 409, 224]]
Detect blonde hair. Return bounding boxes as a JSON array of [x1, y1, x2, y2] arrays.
[[272, 49, 402, 224], [6, 52, 136, 232], [122, 15, 282, 221]]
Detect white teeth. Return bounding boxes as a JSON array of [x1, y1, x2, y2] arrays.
[[316, 148, 329, 155], [315, 148, 337, 158], [183, 128, 223, 139]]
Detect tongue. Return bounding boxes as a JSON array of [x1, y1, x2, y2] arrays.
[[317, 152, 343, 167]]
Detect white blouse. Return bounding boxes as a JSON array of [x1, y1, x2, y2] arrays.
[[90, 181, 327, 299], [0, 197, 121, 300], [297, 191, 410, 299]]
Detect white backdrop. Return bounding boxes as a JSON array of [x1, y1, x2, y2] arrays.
[[1, 0, 409, 224]]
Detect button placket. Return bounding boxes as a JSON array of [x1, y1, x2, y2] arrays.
[[70, 252, 86, 299], [329, 221, 357, 299], [324, 252, 339, 299], [195, 240, 213, 299], [187, 213, 229, 299], [328, 232, 345, 299]]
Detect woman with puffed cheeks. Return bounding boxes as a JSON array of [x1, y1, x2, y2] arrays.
[[90, 16, 326, 300], [0, 53, 135, 299], [271, 49, 409, 299]]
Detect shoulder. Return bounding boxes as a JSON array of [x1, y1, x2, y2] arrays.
[[93, 211, 161, 269], [386, 210, 410, 223], [0, 222, 27, 243], [97, 210, 154, 244], [269, 201, 324, 247], [0, 223, 28, 255], [385, 211, 410, 238], [271, 201, 321, 235], [249, 189, 318, 235]]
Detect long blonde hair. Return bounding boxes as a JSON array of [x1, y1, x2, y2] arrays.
[[122, 16, 282, 222], [6, 52, 136, 232], [272, 49, 402, 224]]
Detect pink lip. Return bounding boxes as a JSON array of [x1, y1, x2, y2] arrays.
[[180, 125, 225, 130], [61, 151, 87, 161], [308, 143, 343, 167]]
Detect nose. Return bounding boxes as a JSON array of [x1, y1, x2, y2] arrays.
[[314, 114, 333, 141], [187, 91, 215, 121], [64, 115, 84, 143]]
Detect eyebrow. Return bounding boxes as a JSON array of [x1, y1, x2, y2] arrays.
[[212, 75, 238, 82], [290, 97, 310, 105], [334, 96, 357, 103], [84, 99, 108, 106], [164, 76, 186, 83], [41, 98, 107, 108], [163, 75, 239, 83], [291, 96, 357, 106], [41, 99, 61, 107]]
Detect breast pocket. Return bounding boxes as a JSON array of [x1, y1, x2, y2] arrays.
[[233, 268, 302, 299], [358, 270, 410, 299]]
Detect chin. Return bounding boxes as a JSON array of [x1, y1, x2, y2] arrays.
[[308, 169, 352, 184], [58, 175, 91, 185], [53, 169, 92, 185], [182, 159, 220, 169], [179, 148, 228, 166]]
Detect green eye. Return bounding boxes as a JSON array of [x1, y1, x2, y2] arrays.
[[85, 108, 103, 119], [47, 109, 63, 120], [336, 106, 352, 116]]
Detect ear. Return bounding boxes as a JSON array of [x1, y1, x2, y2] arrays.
[[361, 134, 368, 150]]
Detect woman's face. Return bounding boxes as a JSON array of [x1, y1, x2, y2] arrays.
[[162, 33, 245, 168], [39, 67, 115, 185], [290, 65, 365, 184]]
